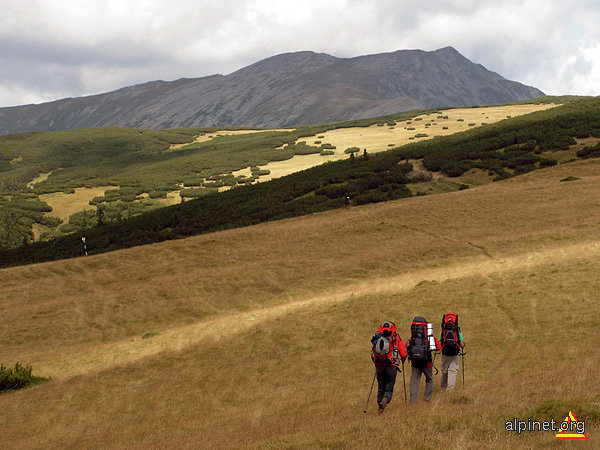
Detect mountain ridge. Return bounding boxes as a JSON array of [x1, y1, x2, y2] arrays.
[[0, 47, 543, 134]]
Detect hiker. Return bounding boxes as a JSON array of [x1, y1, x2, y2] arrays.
[[439, 313, 465, 392], [345, 195, 351, 206], [371, 321, 407, 413], [406, 316, 441, 403]]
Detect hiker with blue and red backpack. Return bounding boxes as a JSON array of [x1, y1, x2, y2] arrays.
[[370, 321, 408, 414], [406, 316, 441, 403], [439, 313, 465, 392]]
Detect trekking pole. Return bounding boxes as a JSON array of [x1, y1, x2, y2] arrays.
[[461, 352, 466, 387], [402, 361, 407, 404], [363, 372, 376, 413], [393, 364, 406, 404]]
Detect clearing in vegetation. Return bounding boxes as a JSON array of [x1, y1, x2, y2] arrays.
[[253, 104, 557, 182], [39, 186, 118, 221]]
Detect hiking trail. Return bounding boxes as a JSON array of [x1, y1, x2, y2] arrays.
[[43, 239, 600, 379]]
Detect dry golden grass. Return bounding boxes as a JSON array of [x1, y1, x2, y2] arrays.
[[254, 104, 558, 182], [1, 158, 600, 448], [39, 185, 118, 222], [27, 170, 53, 188], [252, 153, 334, 182], [296, 104, 557, 152]]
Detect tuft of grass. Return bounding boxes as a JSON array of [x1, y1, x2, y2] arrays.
[[450, 395, 473, 404], [560, 176, 581, 182], [142, 332, 160, 339], [527, 399, 600, 423]]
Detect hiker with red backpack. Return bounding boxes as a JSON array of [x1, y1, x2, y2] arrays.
[[406, 316, 441, 403], [439, 313, 465, 392], [370, 321, 408, 413]]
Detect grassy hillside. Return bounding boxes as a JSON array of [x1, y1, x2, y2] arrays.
[[0, 109, 449, 248], [0, 100, 568, 253], [0, 109, 447, 194], [1, 157, 599, 447], [3, 97, 600, 267]]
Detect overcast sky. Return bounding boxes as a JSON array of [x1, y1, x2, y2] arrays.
[[1, 0, 599, 107]]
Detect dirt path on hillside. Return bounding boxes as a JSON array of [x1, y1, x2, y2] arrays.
[[41, 239, 600, 379]]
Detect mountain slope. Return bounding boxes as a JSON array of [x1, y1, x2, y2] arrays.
[[0, 47, 543, 134], [3, 97, 599, 268], [1, 159, 599, 447]]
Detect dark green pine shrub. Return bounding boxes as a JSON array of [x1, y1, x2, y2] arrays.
[[180, 188, 218, 198], [148, 190, 168, 198], [539, 158, 558, 168], [0, 363, 49, 392], [252, 169, 271, 176], [577, 143, 600, 158]]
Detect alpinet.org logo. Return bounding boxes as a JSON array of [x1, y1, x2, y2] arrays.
[[505, 410, 588, 440], [555, 411, 588, 440]]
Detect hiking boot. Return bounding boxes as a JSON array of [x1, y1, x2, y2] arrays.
[[378, 397, 389, 414]]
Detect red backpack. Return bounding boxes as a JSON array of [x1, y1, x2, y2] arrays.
[[441, 313, 461, 356], [371, 321, 397, 365]]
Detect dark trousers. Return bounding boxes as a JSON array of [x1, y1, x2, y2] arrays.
[[376, 365, 397, 404]]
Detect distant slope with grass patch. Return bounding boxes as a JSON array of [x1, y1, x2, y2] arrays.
[[3, 97, 600, 267]]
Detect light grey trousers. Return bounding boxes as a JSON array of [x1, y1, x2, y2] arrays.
[[409, 365, 434, 402], [440, 355, 460, 391]]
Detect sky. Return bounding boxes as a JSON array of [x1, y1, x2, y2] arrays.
[[1, 0, 599, 107]]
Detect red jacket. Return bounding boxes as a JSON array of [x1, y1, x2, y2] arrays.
[[372, 334, 408, 366]]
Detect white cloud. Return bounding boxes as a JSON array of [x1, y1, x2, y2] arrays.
[[0, 0, 598, 107]]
